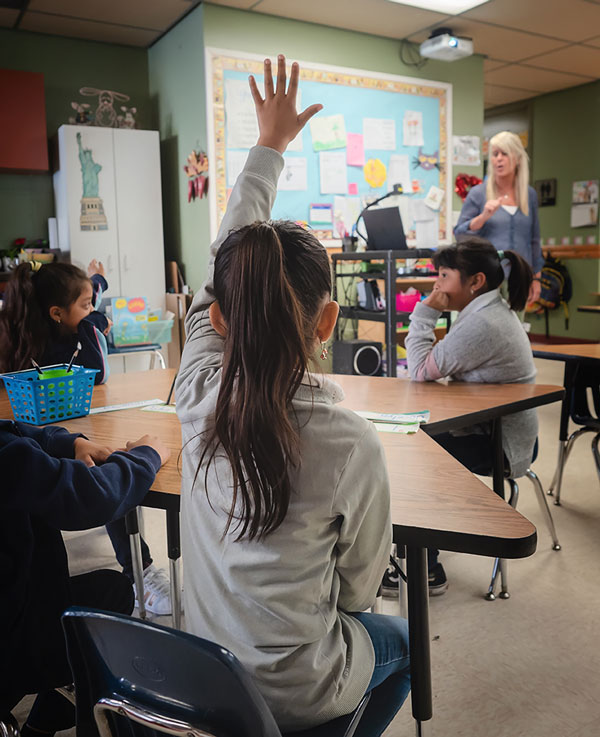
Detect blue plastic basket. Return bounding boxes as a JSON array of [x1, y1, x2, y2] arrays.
[[2, 364, 98, 425]]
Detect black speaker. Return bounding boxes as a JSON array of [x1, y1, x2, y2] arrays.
[[332, 340, 383, 376]]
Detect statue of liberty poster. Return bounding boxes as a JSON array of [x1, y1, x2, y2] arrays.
[[77, 132, 108, 231]]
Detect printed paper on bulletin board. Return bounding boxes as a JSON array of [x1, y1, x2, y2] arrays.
[[205, 48, 453, 245]]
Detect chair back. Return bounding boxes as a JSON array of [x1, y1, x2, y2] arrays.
[[571, 364, 600, 428], [61, 607, 282, 737]]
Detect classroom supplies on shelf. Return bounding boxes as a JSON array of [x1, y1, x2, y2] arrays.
[[2, 364, 98, 424]]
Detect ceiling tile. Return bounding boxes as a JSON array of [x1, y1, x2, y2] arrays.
[[484, 58, 506, 72], [484, 84, 536, 107], [0, 8, 19, 27], [407, 18, 568, 61], [251, 0, 451, 41], [27, 0, 196, 32], [20, 11, 160, 46], [525, 44, 600, 77], [463, 0, 600, 43], [486, 63, 593, 93]]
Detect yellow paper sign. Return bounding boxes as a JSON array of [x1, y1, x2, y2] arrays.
[[364, 158, 387, 189]]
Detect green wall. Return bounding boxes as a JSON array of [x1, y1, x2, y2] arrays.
[[0, 28, 150, 249], [530, 81, 600, 340], [149, 2, 485, 291]]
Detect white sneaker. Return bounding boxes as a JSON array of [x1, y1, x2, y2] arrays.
[[134, 564, 172, 616]]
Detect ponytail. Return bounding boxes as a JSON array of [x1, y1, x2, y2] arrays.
[[0, 262, 90, 373], [201, 220, 332, 541], [436, 236, 532, 312], [502, 249, 533, 312]]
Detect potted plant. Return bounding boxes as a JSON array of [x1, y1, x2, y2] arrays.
[[2, 238, 26, 272]]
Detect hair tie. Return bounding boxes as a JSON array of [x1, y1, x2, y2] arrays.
[[497, 250, 504, 260]]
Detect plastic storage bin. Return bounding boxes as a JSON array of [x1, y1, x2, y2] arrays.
[[2, 364, 98, 425], [111, 318, 174, 347], [396, 293, 421, 312]]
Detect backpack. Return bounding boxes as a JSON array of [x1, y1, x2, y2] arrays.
[[529, 255, 572, 334]]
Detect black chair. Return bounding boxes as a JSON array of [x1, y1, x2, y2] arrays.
[[61, 607, 370, 737], [548, 363, 600, 505]]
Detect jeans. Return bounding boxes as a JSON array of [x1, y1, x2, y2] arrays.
[[287, 612, 410, 737], [106, 517, 152, 580]]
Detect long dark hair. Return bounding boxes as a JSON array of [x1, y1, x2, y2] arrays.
[[434, 236, 532, 312], [201, 220, 332, 541], [0, 262, 90, 372]]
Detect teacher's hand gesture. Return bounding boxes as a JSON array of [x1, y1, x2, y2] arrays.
[[482, 198, 502, 219], [249, 55, 323, 154]]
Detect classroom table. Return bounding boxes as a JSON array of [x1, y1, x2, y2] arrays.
[[0, 370, 563, 736], [532, 343, 600, 504], [577, 305, 600, 314]]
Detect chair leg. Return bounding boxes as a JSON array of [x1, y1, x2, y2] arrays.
[[485, 557, 500, 601], [498, 559, 510, 600], [525, 469, 561, 550], [550, 428, 595, 505], [485, 480, 518, 601], [0, 714, 19, 737], [592, 433, 600, 482], [342, 692, 371, 737]]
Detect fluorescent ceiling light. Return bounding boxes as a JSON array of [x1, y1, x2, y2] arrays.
[[386, 0, 490, 14]]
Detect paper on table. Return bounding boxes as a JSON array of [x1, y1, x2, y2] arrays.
[[363, 118, 396, 150], [278, 156, 308, 191], [347, 133, 365, 166], [226, 150, 249, 187], [387, 154, 412, 194], [355, 409, 430, 424], [310, 114, 347, 151], [403, 110, 424, 147], [319, 150, 348, 194], [141, 404, 177, 414]]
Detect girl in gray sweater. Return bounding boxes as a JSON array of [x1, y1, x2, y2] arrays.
[[406, 237, 537, 592], [176, 56, 410, 736]]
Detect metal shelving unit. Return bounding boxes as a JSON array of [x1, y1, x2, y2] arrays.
[[332, 249, 450, 377]]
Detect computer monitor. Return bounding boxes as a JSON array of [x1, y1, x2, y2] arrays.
[[362, 206, 408, 251]]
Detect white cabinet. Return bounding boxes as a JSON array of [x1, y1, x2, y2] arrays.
[[53, 125, 167, 373]]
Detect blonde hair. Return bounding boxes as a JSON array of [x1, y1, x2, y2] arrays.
[[486, 131, 530, 216]]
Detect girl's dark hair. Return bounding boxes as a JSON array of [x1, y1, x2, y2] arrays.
[[434, 236, 533, 312], [0, 262, 90, 372], [201, 220, 332, 541]]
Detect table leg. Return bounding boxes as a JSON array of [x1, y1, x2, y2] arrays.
[[166, 506, 182, 629], [549, 361, 574, 505], [490, 417, 505, 499], [125, 508, 146, 619], [406, 546, 432, 735]]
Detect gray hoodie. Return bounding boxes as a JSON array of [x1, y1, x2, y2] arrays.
[[406, 291, 538, 478], [175, 146, 392, 731]]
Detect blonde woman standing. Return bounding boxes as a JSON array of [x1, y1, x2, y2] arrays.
[[455, 131, 542, 305]]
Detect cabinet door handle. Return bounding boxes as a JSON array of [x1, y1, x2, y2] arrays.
[[107, 254, 114, 272], [123, 254, 129, 271]]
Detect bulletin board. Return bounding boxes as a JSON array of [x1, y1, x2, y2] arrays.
[[206, 48, 453, 245]]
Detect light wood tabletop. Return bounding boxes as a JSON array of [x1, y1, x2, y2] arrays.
[[531, 343, 600, 362], [577, 304, 600, 314], [333, 373, 565, 435]]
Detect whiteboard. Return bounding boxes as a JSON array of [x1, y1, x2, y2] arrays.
[[206, 48, 453, 245]]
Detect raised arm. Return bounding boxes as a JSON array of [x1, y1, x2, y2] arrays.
[[176, 55, 322, 415]]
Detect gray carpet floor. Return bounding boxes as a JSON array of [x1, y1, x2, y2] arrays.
[[12, 358, 600, 737]]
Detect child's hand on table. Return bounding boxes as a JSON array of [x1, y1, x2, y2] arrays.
[[423, 287, 450, 313], [87, 259, 105, 278], [249, 54, 323, 154], [125, 435, 171, 467], [74, 438, 114, 467]]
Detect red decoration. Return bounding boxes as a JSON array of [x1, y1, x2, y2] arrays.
[[455, 173, 482, 201], [183, 150, 209, 203]]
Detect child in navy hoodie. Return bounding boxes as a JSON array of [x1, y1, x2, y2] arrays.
[[0, 420, 169, 736], [0, 261, 173, 616]]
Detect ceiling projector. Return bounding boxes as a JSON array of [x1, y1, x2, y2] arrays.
[[419, 29, 473, 61]]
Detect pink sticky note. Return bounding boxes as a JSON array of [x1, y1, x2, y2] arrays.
[[348, 182, 358, 195], [347, 133, 365, 166]]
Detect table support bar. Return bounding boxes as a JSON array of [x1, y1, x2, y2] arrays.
[[406, 546, 432, 727]]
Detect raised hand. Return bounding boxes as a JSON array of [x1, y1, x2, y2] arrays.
[[87, 259, 105, 278], [249, 54, 323, 154]]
